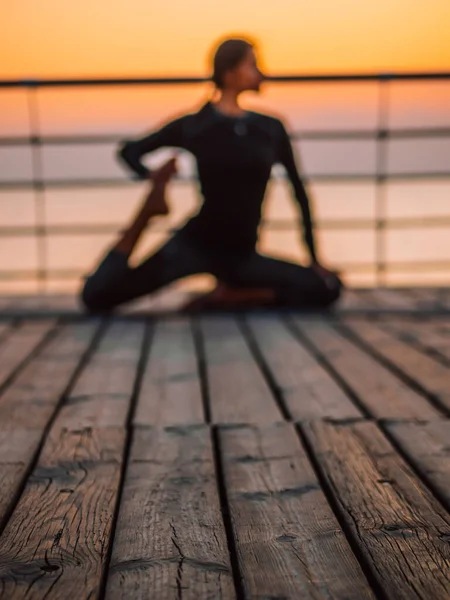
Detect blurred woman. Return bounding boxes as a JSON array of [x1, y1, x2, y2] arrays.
[[81, 37, 342, 312]]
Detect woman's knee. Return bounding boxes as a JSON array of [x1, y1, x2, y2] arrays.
[[79, 250, 131, 313], [80, 276, 115, 314]]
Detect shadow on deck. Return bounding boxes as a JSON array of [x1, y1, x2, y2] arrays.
[[0, 285, 449, 318], [0, 286, 449, 598]]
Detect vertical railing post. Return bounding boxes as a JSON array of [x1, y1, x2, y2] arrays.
[[27, 83, 47, 294], [375, 75, 391, 287]]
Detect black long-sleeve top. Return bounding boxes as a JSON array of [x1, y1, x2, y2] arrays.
[[118, 101, 317, 261]]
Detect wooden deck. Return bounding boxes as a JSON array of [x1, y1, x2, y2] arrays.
[[0, 285, 449, 317], [0, 288, 449, 599]]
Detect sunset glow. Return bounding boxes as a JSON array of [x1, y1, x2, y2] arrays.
[[3, 0, 450, 79], [1, 1, 450, 292]]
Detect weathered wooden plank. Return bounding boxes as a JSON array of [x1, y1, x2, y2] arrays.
[[291, 318, 440, 420], [0, 428, 44, 528], [55, 320, 145, 429], [441, 290, 450, 311], [425, 288, 450, 311], [246, 314, 362, 421], [413, 288, 450, 311], [408, 288, 446, 311], [0, 321, 145, 598], [106, 425, 235, 599], [385, 420, 450, 510], [341, 318, 450, 414], [133, 318, 204, 426], [303, 420, 450, 600], [379, 318, 450, 363], [201, 316, 283, 424], [0, 426, 125, 600], [0, 322, 99, 431], [0, 321, 12, 343], [394, 288, 442, 311], [362, 288, 419, 311], [337, 288, 379, 311], [0, 320, 55, 389], [0, 322, 99, 525], [0, 297, 16, 311], [1, 295, 80, 313], [220, 422, 375, 599]]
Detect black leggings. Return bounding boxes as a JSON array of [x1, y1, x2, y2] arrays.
[[80, 232, 342, 312]]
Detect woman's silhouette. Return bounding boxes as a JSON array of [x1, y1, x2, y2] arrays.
[[81, 37, 343, 312]]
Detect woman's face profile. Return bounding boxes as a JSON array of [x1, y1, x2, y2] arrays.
[[226, 48, 265, 93]]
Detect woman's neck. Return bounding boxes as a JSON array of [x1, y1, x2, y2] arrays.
[[212, 89, 246, 117]]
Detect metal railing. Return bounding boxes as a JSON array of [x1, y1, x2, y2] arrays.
[[1, 72, 450, 291]]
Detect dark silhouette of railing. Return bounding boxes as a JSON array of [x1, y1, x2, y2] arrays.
[[1, 72, 449, 291]]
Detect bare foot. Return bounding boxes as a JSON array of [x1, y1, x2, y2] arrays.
[[144, 182, 169, 217], [143, 155, 179, 217]]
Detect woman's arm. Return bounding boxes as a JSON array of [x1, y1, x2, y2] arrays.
[[275, 119, 317, 263], [117, 115, 188, 180]]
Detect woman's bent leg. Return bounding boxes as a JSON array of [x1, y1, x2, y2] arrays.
[[81, 249, 131, 312], [80, 165, 205, 313], [80, 235, 209, 313]]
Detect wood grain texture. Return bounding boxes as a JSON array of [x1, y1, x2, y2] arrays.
[[292, 318, 440, 420], [0, 322, 99, 525], [220, 422, 375, 599], [0, 320, 145, 598], [422, 288, 450, 311], [0, 295, 79, 313], [405, 288, 447, 312], [56, 320, 145, 430], [0, 322, 99, 430], [133, 318, 204, 426], [0, 320, 55, 389], [201, 316, 283, 425], [337, 289, 379, 311], [303, 420, 450, 600], [0, 427, 125, 599], [0, 321, 12, 344], [0, 309, 448, 598], [246, 315, 362, 421], [385, 420, 450, 509], [0, 297, 15, 310], [341, 318, 450, 414], [106, 425, 235, 600], [357, 289, 419, 311], [0, 428, 44, 530], [441, 290, 450, 311], [378, 318, 450, 363]]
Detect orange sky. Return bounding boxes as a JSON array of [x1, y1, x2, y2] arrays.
[[2, 0, 450, 78]]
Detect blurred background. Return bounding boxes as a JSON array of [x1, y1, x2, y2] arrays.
[[1, 0, 450, 296]]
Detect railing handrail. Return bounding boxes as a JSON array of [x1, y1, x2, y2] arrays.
[[1, 71, 450, 289], [1, 71, 450, 88], [2, 127, 450, 147]]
